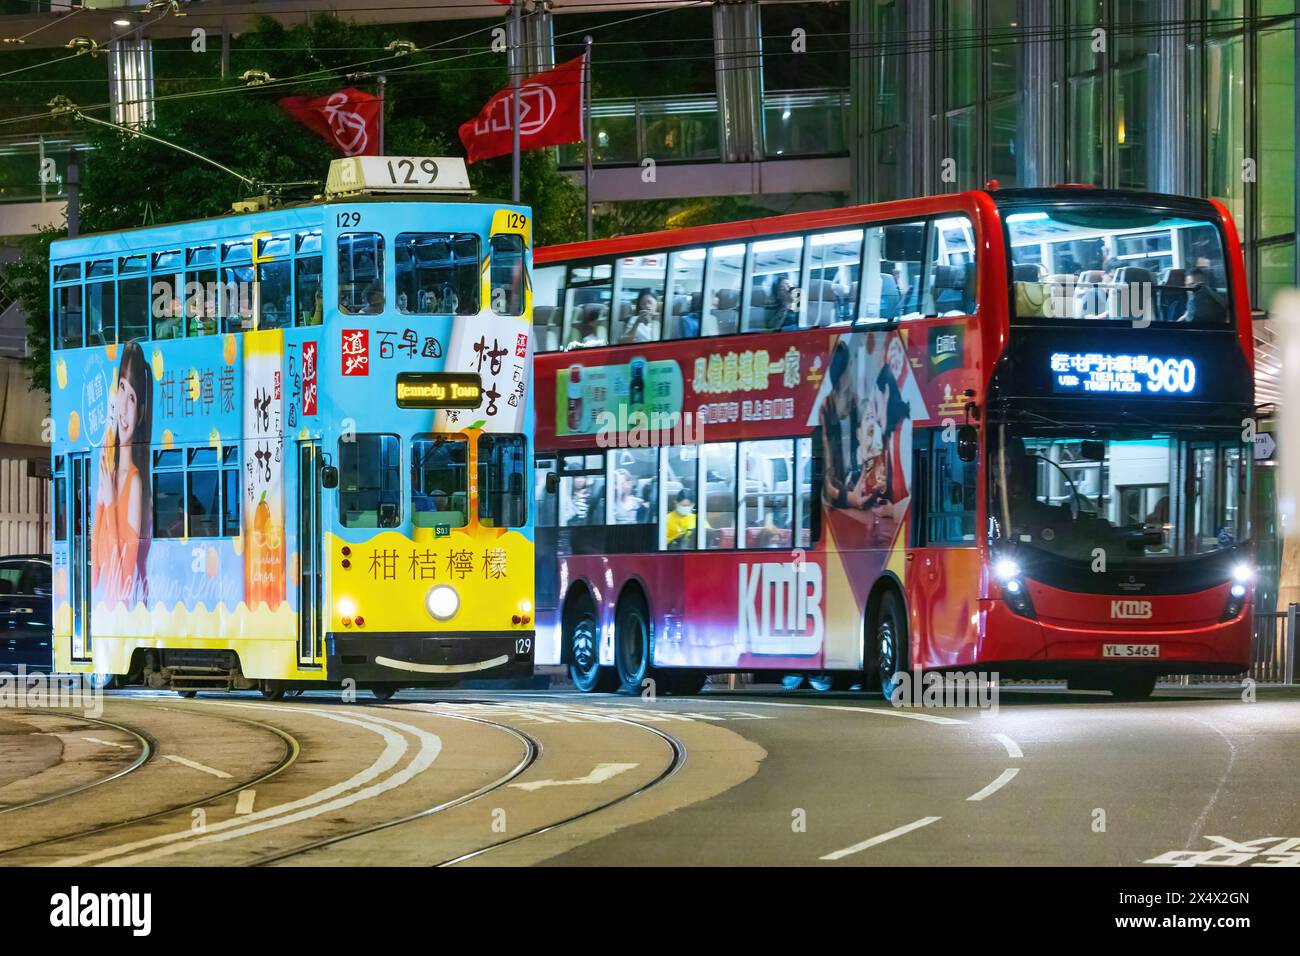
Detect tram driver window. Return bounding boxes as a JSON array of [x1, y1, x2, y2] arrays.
[[396, 233, 479, 315], [490, 234, 526, 317], [479, 434, 528, 528], [339, 434, 401, 528], [338, 233, 385, 315], [411, 434, 468, 529]]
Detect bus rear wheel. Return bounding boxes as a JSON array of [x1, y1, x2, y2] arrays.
[[615, 595, 657, 694], [1101, 673, 1158, 700], [875, 591, 909, 703], [567, 596, 618, 693]]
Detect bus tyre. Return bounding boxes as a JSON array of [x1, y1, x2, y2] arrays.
[[875, 591, 909, 704], [567, 596, 618, 693], [614, 595, 658, 694], [1103, 673, 1158, 700]]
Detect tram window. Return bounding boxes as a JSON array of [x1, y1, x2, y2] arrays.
[[54, 475, 67, 542], [859, 220, 925, 322], [85, 280, 116, 347], [533, 265, 565, 352], [258, 233, 292, 259], [257, 259, 293, 330], [922, 216, 977, 318], [297, 230, 322, 255], [55, 263, 80, 282], [745, 237, 804, 333], [187, 246, 217, 268], [661, 446, 699, 550], [87, 259, 114, 279], [185, 268, 219, 336], [807, 230, 864, 327], [339, 434, 401, 529], [490, 234, 526, 317], [338, 233, 385, 315], [153, 250, 182, 273], [702, 244, 744, 337], [740, 439, 795, 549], [152, 272, 185, 340], [153, 471, 185, 539], [296, 256, 323, 326], [665, 248, 706, 340], [186, 468, 220, 538], [118, 275, 150, 341], [56, 284, 83, 349], [221, 239, 252, 263], [613, 254, 666, 344], [701, 442, 737, 548], [395, 233, 479, 316], [561, 262, 612, 348], [222, 472, 240, 535], [410, 435, 468, 529], [478, 433, 527, 528], [222, 265, 255, 332]]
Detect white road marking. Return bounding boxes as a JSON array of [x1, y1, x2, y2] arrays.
[[992, 733, 1023, 758], [52, 703, 427, 866], [820, 816, 943, 861], [508, 762, 639, 792], [81, 737, 133, 750], [966, 767, 1020, 802], [163, 755, 233, 779], [235, 789, 257, 815], [718, 699, 967, 725]]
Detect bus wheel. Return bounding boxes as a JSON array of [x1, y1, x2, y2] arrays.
[[176, 690, 198, 699], [1102, 673, 1158, 700], [260, 682, 287, 701], [668, 670, 708, 696], [567, 597, 618, 693], [371, 686, 400, 701], [808, 673, 857, 692], [875, 591, 909, 703], [614, 595, 657, 694]]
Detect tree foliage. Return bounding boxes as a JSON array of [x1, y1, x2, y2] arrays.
[[4, 225, 62, 393]]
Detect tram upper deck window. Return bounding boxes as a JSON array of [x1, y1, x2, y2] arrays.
[[339, 433, 401, 528], [479, 433, 527, 528], [85, 266, 116, 347], [184, 246, 218, 337], [338, 233, 385, 315], [411, 434, 468, 529], [296, 231, 323, 326], [490, 234, 526, 317], [396, 233, 479, 315], [55, 283, 83, 350], [1006, 206, 1231, 324]]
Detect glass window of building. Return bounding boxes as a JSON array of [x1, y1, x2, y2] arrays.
[[395, 233, 480, 315], [338, 233, 385, 315], [745, 237, 804, 333], [561, 261, 613, 348], [613, 254, 667, 344]]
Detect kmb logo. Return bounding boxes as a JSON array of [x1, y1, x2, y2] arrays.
[[1110, 599, 1153, 620]]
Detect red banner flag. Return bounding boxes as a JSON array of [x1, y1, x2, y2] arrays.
[[458, 54, 586, 164], [278, 87, 382, 157]]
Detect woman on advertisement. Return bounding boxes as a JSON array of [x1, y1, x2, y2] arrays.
[[92, 340, 154, 608]]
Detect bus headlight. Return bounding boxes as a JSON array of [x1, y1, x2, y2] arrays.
[[992, 557, 1035, 619], [1224, 564, 1254, 619], [426, 584, 460, 622]]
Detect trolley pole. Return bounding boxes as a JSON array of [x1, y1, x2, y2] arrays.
[[377, 74, 387, 155]]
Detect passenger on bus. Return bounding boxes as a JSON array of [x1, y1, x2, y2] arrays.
[[765, 275, 800, 330], [611, 468, 646, 525], [619, 289, 659, 343], [666, 491, 697, 549], [1180, 267, 1227, 323]]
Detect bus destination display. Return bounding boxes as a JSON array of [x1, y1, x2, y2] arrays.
[[1049, 352, 1198, 396], [395, 372, 484, 408]]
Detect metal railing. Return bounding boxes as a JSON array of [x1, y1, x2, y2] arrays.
[[557, 87, 849, 167], [1167, 607, 1296, 686]]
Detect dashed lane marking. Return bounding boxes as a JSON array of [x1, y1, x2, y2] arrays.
[[235, 790, 257, 815], [162, 755, 233, 779], [992, 733, 1023, 758], [820, 816, 943, 861], [966, 768, 1020, 802]]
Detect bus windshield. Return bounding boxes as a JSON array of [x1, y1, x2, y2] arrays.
[[1005, 206, 1231, 325], [989, 427, 1248, 562]]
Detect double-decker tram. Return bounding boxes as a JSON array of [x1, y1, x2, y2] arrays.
[[51, 157, 536, 699], [531, 186, 1254, 699]]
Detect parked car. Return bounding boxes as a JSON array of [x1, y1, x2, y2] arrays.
[[0, 554, 52, 674]]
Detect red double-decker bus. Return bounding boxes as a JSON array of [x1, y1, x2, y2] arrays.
[[531, 187, 1255, 700]]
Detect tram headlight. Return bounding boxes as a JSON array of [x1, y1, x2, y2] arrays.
[[427, 584, 460, 622]]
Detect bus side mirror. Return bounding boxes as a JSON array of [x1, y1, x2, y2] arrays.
[[321, 465, 338, 489], [545, 472, 558, 494], [957, 425, 978, 462]]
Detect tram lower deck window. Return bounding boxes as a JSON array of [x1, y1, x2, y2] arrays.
[[411, 435, 468, 528], [339, 434, 401, 528], [479, 434, 527, 528]]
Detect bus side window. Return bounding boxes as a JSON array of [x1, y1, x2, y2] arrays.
[[490, 234, 526, 317], [916, 431, 977, 546]]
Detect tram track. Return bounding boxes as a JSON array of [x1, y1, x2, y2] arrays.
[[0, 707, 300, 859], [0, 711, 155, 816]]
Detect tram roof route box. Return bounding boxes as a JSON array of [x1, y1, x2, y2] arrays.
[[325, 156, 475, 200]]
